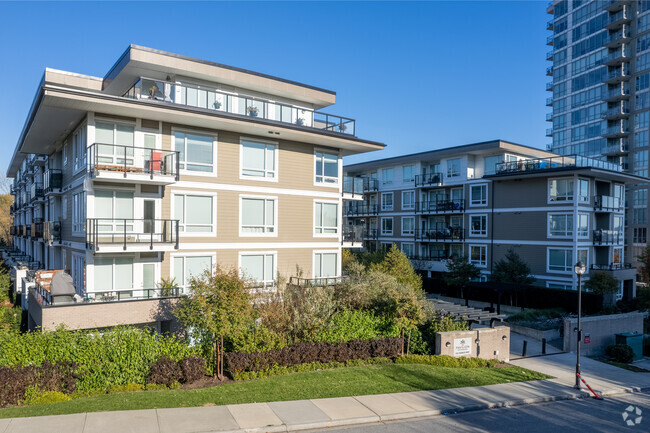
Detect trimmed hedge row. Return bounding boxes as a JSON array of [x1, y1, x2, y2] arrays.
[[396, 354, 498, 368], [0, 361, 78, 407], [225, 337, 401, 373]]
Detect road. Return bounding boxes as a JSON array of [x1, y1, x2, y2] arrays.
[[303, 391, 650, 433]]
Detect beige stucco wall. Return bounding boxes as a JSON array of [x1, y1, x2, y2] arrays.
[[434, 327, 510, 362]]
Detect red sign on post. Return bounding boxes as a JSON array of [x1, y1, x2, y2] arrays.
[[584, 334, 591, 344]]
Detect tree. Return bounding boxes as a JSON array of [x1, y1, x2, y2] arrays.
[[444, 255, 480, 289], [174, 267, 254, 379], [638, 246, 650, 283], [490, 249, 535, 286], [370, 245, 422, 290], [0, 194, 13, 246], [585, 271, 620, 295]]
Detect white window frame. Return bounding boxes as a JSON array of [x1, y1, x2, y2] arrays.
[[547, 248, 573, 274], [71, 252, 86, 295], [239, 195, 278, 237], [313, 199, 339, 238], [314, 149, 340, 186], [546, 282, 572, 290], [72, 190, 86, 235], [72, 123, 87, 174], [312, 250, 340, 279], [577, 248, 589, 268], [469, 183, 488, 206], [240, 137, 278, 182], [447, 159, 461, 178], [382, 168, 393, 185], [402, 216, 415, 236], [577, 178, 590, 203], [172, 127, 218, 176], [402, 165, 415, 182], [547, 213, 573, 238], [381, 192, 394, 211], [401, 190, 415, 210], [469, 214, 488, 237], [548, 178, 574, 203], [381, 217, 394, 236], [239, 251, 278, 289], [172, 190, 217, 237], [469, 244, 487, 268], [401, 242, 415, 258], [170, 252, 216, 292], [577, 213, 589, 239], [91, 255, 135, 293]]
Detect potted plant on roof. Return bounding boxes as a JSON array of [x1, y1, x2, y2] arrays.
[[247, 105, 259, 117], [338, 122, 347, 132], [296, 118, 305, 126], [213, 99, 222, 110]]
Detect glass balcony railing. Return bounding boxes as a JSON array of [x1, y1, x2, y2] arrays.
[[363, 178, 379, 192], [602, 105, 630, 118], [342, 226, 364, 244], [87, 143, 180, 179], [605, 46, 632, 63], [345, 204, 378, 216], [593, 229, 623, 245], [44, 169, 62, 194], [125, 77, 356, 136], [86, 218, 180, 252], [342, 176, 364, 196], [494, 155, 622, 175], [546, 20, 553, 30], [594, 195, 623, 211], [590, 263, 632, 271], [605, 85, 630, 99], [32, 285, 184, 307], [29, 182, 43, 202], [546, 35, 554, 45], [414, 228, 464, 242], [546, 81, 553, 90], [415, 199, 465, 214], [415, 173, 442, 187], [546, 97, 553, 106]]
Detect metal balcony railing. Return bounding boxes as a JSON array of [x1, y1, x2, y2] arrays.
[[86, 218, 180, 252], [44, 169, 62, 194], [414, 228, 464, 242], [342, 176, 364, 196], [412, 253, 451, 261], [87, 144, 180, 180], [414, 173, 442, 188], [342, 226, 364, 244], [363, 178, 379, 192], [363, 229, 379, 239], [494, 155, 622, 174], [594, 195, 623, 211], [415, 199, 465, 214], [29, 182, 44, 202], [289, 276, 349, 287], [346, 204, 378, 216], [590, 263, 632, 271], [593, 229, 623, 245], [33, 286, 184, 307], [125, 77, 356, 136]]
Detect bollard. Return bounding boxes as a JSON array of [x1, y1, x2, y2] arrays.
[[522, 340, 528, 357], [542, 338, 547, 355]]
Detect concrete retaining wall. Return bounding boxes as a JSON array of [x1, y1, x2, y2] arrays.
[[563, 312, 644, 356], [435, 327, 510, 362], [505, 322, 560, 341]]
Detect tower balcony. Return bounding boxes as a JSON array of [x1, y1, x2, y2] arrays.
[[602, 103, 630, 120], [603, 67, 631, 84], [605, 0, 632, 12], [44, 169, 63, 195], [87, 144, 179, 185], [546, 35, 554, 46], [604, 46, 632, 66], [604, 84, 630, 101], [86, 218, 180, 253], [603, 138, 629, 156], [605, 7, 631, 30], [605, 28, 632, 48]]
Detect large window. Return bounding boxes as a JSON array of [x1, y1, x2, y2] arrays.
[[402, 216, 415, 235], [381, 192, 393, 211], [72, 191, 86, 234], [470, 215, 487, 236], [402, 191, 415, 210], [240, 253, 276, 288], [174, 131, 214, 172], [241, 197, 276, 235], [548, 214, 572, 237], [401, 243, 414, 258], [578, 179, 589, 203], [470, 245, 487, 267], [174, 255, 213, 291], [314, 202, 338, 235], [549, 178, 574, 202], [548, 248, 572, 272], [72, 125, 87, 171], [381, 217, 393, 235], [483, 156, 501, 175], [71, 254, 85, 294], [447, 159, 461, 178], [402, 165, 415, 182], [315, 151, 338, 184], [314, 252, 338, 278], [241, 140, 277, 179], [95, 121, 134, 165], [174, 194, 214, 233], [94, 257, 133, 293], [94, 190, 133, 232], [382, 168, 393, 184], [470, 184, 487, 206]]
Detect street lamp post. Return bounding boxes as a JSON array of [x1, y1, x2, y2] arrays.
[[573, 260, 586, 389]]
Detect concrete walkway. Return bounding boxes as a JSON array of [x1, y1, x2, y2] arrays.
[[1, 353, 649, 433]]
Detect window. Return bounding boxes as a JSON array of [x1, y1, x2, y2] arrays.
[[613, 215, 624, 233], [71, 254, 85, 294], [577, 248, 588, 268], [72, 191, 86, 234], [402, 217, 415, 235], [314, 252, 338, 278], [634, 227, 647, 243], [381, 192, 393, 211], [315, 151, 338, 184], [634, 208, 647, 225], [381, 217, 393, 235], [402, 191, 415, 210], [470, 184, 488, 206], [241, 140, 277, 179], [547, 282, 572, 290], [381, 242, 393, 252], [401, 243, 414, 258], [174, 131, 214, 172], [470, 245, 487, 267], [548, 213, 586, 237], [447, 159, 461, 178], [549, 178, 574, 201], [174, 255, 213, 291], [484, 156, 501, 175], [578, 179, 589, 203], [94, 190, 133, 232], [577, 213, 589, 238], [174, 194, 214, 233], [240, 197, 276, 235], [613, 247, 623, 266], [72, 125, 87, 171], [402, 165, 415, 182], [382, 168, 393, 184], [95, 121, 134, 165], [470, 215, 487, 236], [240, 253, 276, 288], [94, 257, 133, 293], [314, 202, 338, 235], [548, 248, 572, 272]]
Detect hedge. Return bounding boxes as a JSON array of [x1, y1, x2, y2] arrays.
[[396, 354, 498, 368], [225, 337, 401, 373]]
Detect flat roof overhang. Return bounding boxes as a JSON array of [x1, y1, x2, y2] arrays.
[[7, 85, 384, 177], [484, 166, 649, 184]]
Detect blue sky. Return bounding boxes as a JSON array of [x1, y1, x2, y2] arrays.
[[0, 1, 550, 171]]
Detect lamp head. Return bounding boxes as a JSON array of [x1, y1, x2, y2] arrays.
[[574, 261, 586, 276]]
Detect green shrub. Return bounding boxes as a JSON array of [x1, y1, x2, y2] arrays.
[[232, 357, 393, 381], [228, 324, 286, 353], [605, 344, 634, 363], [144, 383, 169, 391], [23, 390, 71, 406], [314, 310, 397, 343], [396, 354, 498, 368], [109, 383, 144, 393]]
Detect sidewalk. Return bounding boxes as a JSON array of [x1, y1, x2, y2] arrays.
[[1, 353, 648, 433]]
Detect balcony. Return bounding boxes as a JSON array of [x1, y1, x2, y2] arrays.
[[604, 46, 632, 66], [546, 113, 553, 122], [605, 85, 630, 101], [603, 122, 629, 138], [22, 225, 30, 238], [546, 66, 553, 76], [546, 20, 553, 31], [414, 228, 464, 243], [288, 276, 349, 288], [415, 199, 465, 215], [86, 218, 179, 253], [545, 81, 553, 91], [415, 173, 442, 188], [546, 1, 553, 14], [546, 128, 553, 137], [87, 144, 179, 185], [493, 155, 622, 175], [602, 103, 630, 120], [33, 285, 184, 307], [546, 97, 553, 106], [363, 229, 379, 240], [29, 182, 44, 203], [605, 28, 632, 48], [593, 229, 623, 245], [604, 68, 631, 84], [594, 195, 623, 211], [606, 7, 631, 30], [44, 169, 62, 195], [605, 0, 632, 12], [342, 226, 364, 248], [589, 263, 632, 271], [346, 203, 378, 217], [546, 35, 554, 46], [603, 139, 629, 156], [363, 178, 379, 192], [342, 176, 364, 200], [546, 50, 553, 61], [30, 222, 43, 240], [43, 221, 61, 244], [125, 77, 356, 136]]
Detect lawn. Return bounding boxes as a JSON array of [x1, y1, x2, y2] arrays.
[[0, 363, 550, 419]]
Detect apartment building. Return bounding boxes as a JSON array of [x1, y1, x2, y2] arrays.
[[7, 45, 383, 330], [546, 0, 650, 264], [344, 140, 643, 300]]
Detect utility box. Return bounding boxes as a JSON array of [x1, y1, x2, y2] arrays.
[[616, 333, 644, 362]]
